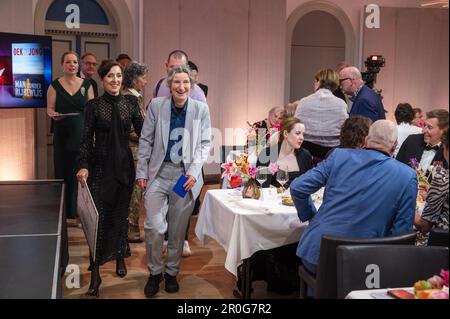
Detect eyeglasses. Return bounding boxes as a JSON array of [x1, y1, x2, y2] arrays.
[[339, 77, 352, 83], [83, 62, 98, 66]]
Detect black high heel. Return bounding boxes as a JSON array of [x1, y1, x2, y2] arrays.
[[116, 258, 127, 278], [86, 266, 101, 297]]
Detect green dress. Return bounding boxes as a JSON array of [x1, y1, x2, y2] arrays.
[[52, 78, 91, 218]]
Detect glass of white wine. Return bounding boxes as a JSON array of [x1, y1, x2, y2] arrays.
[[276, 169, 289, 195]]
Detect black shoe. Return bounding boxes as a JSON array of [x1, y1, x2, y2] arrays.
[[144, 274, 162, 298], [116, 258, 127, 278], [86, 267, 101, 297], [164, 273, 179, 293]]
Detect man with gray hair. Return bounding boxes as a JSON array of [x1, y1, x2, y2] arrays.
[[339, 66, 385, 122], [291, 120, 417, 273]]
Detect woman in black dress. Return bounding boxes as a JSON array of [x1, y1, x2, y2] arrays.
[[257, 116, 313, 188], [242, 116, 313, 295], [76, 60, 144, 297], [47, 51, 94, 219]]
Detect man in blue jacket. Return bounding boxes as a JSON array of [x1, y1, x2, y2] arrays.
[[290, 120, 417, 274], [339, 66, 385, 122]]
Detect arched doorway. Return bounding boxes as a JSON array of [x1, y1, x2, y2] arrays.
[[290, 10, 345, 102], [33, 0, 134, 178], [285, 1, 355, 103]]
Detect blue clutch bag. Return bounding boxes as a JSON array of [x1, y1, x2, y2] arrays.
[[172, 175, 188, 198]]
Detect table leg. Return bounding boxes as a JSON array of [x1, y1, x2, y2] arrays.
[[233, 258, 252, 299]]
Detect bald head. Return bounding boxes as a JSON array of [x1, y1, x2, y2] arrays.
[[339, 66, 364, 95], [341, 66, 362, 80], [365, 120, 398, 155]]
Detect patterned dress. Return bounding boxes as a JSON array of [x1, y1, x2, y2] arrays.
[[77, 93, 144, 265], [421, 168, 449, 230]]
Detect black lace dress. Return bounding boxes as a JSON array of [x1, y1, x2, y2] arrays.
[[77, 93, 143, 265]]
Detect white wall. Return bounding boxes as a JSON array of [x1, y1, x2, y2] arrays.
[[363, 7, 449, 119]]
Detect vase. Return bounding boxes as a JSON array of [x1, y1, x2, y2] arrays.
[[242, 179, 261, 200]]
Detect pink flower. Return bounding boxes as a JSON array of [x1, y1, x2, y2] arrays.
[[440, 269, 449, 287], [248, 166, 258, 179], [268, 162, 279, 175]]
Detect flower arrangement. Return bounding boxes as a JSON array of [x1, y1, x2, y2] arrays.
[[221, 153, 258, 188], [409, 157, 429, 186], [410, 158, 444, 187], [413, 269, 449, 299]]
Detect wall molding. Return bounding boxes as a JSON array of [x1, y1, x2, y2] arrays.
[[285, 0, 356, 103]]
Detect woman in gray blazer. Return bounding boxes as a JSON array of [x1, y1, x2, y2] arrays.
[[136, 65, 211, 298]]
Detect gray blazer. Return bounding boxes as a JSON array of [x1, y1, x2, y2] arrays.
[[136, 96, 211, 199]]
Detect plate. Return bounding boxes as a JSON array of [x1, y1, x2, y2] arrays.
[[282, 197, 294, 206]]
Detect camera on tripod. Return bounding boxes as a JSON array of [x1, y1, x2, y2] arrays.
[[361, 55, 385, 89]]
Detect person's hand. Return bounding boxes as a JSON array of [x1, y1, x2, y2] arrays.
[[47, 110, 62, 120], [76, 168, 89, 188], [183, 175, 197, 191], [137, 179, 148, 191], [418, 183, 429, 201]]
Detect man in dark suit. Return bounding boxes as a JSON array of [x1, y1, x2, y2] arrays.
[[396, 109, 449, 177], [79, 53, 98, 97], [339, 66, 385, 122]]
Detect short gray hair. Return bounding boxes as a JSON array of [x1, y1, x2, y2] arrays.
[[122, 61, 148, 89], [166, 65, 194, 88], [366, 120, 397, 152], [343, 66, 362, 80]]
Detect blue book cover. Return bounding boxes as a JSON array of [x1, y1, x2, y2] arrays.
[[172, 175, 188, 198]]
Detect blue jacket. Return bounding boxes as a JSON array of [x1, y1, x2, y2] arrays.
[[350, 85, 385, 122], [290, 148, 417, 266]]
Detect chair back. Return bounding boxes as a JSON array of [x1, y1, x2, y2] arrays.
[[336, 245, 449, 299], [314, 232, 417, 299], [428, 228, 449, 247]]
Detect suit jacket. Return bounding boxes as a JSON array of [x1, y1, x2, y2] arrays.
[[396, 134, 446, 170], [136, 96, 211, 199], [291, 148, 417, 266], [198, 83, 208, 98], [77, 71, 98, 97], [349, 85, 385, 122]]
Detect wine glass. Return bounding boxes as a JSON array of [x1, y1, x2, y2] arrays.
[[276, 169, 289, 194], [256, 167, 268, 188]]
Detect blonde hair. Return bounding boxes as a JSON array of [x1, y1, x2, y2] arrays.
[[315, 68, 339, 92]]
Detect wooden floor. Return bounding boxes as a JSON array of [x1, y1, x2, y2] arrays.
[[62, 185, 298, 299]]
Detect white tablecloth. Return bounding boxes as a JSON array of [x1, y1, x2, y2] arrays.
[[195, 189, 310, 277]]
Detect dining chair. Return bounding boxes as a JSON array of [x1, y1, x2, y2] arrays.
[[336, 245, 449, 299], [298, 231, 417, 299], [428, 228, 449, 247]]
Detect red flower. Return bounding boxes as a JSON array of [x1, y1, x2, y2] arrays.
[[229, 175, 242, 188]]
